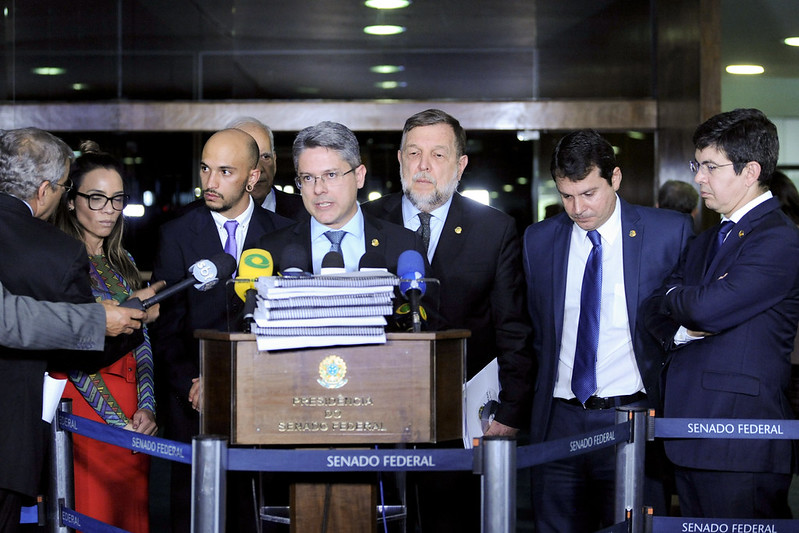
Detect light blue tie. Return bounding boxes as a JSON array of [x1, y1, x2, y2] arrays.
[[572, 229, 602, 404], [324, 230, 346, 254], [223, 220, 239, 259]]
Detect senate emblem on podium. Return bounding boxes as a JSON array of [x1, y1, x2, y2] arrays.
[[318, 355, 348, 389]]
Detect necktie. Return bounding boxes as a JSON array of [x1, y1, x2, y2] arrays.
[[572, 229, 602, 405], [417, 212, 432, 251], [324, 230, 346, 254], [223, 220, 239, 259], [707, 220, 734, 265]]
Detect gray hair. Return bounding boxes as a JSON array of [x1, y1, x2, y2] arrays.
[[0, 128, 73, 199], [226, 116, 275, 156], [292, 121, 361, 172]]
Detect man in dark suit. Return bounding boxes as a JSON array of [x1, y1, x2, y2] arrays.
[[0, 128, 146, 532], [510, 130, 692, 533], [645, 109, 799, 518], [151, 128, 292, 532], [362, 109, 531, 531], [259, 121, 422, 273], [227, 116, 307, 221]]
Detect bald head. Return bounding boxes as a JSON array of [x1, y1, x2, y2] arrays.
[[229, 120, 277, 204], [200, 129, 261, 218]]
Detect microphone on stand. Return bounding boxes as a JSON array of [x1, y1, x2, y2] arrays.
[[321, 251, 346, 275], [280, 244, 312, 277], [397, 250, 427, 333], [234, 249, 274, 329]]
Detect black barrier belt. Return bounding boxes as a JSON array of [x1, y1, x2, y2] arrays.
[[653, 516, 798, 532], [516, 421, 630, 469], [58, 411, 191, 464], [229, 447, 473, 472], [60, 505, 130, 533], [654, 418, 799, 440]]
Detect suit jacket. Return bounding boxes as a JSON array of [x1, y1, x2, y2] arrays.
[[0, 282, 105, 351], [362, 192, 532, 427], [0, 193, 132, 497], [647, 197, 799, 473], [273, 187, 308, 222], [523, 198, 693, 443], [151, 203, 292, 406], [257, 211, 423, 277]]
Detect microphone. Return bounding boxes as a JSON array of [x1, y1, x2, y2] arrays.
[[321, 251, 346, 275], [122, 253, 237, 310], [358, 251, 387, 272], [280, 243, 311, 276], [235, 249, 274, 329], [397, 250, 427, 333]]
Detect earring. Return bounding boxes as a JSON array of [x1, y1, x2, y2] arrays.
[[246, 183, 254, 192]]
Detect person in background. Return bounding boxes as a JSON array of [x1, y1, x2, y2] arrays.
[[54, 141, 161, 533], [657, 179, 700, 219]]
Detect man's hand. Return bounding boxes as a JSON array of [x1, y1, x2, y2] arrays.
[[189, 377, 203, 412], [129, 280, 167, 324], [102, 299, 145, 336], [484, 420, 519, 437]]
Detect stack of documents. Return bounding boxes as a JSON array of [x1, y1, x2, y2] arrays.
[[252, 272, 398, 351]]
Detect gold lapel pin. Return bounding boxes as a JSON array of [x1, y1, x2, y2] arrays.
[[454, 226, 462, 234], [738, 230, 745, 238], [629, 230, 637, 238], [371, 238, 380, 247]]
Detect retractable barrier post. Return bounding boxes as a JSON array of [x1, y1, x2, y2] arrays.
[[48, 399, 75, 533], [192, 435, 228, 533], [615, 407, 647, 533], [480, 436, 516, 533]]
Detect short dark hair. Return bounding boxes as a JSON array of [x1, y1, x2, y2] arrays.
[[657, 180, 699, 214], [770, 170, 799, 225], [693, 108, 779, 187], [401, 109, 466, 158], [550, 130, 616, 185]]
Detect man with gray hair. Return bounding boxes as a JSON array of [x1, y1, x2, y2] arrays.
[[0, 127, 145, 531], [227, 116, 306, 220]]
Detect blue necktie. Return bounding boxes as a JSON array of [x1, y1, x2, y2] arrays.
[[324, 230, 346, 254], [223, 220, 239, 259], [707, 220, 734, 265], [572, 230, 602, 405]]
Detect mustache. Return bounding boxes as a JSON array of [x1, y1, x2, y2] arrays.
[[203, 188, 224, 199], [411, 171, 436, 185]]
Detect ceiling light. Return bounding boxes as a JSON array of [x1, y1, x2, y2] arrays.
[[725, 64, 765, 75], [370, 65, 405, 74], [363, 25, 405, 36], [784, 37, 799, 47], [71, 83, 88, 91], [32, 67, 65, 76], [365, 0, 411, 9], [374, 81, 407, 89]]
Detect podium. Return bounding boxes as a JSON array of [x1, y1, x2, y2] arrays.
[[196, 329, 468, 532]]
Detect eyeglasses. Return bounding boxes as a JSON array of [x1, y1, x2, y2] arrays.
[[55, 179, 74, 193], [75, 191, 130, 211], [294, 168, 355, 189], [689, 160, 734, 175]]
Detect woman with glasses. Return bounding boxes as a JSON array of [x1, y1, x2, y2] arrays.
[[54, 141, 158, 533]]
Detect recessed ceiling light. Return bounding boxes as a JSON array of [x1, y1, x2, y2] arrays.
[[32, 67, 65, 76], [365, 0, 410, 8], [784, 37, 799, 47], [363, 25, 405, 36], [374, 80, 407, 89], [725, 64, 765, 75], [370, 64, 405, 74]]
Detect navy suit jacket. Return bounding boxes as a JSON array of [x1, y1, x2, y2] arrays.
[[647, 197, 799, 473], [362, 192, 532, 427], [273, 187, 308, 222], [151, 204, 292, 409], [524, 198, 692, 443]]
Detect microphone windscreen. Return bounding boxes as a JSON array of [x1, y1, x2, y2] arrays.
[[280, 243, 309, 274], [235, 249, 274, 301], [321, 251, 345, 269], [210, 253, 238, 280], [398, 249, 426, 297], [358, 251, 387, 271]]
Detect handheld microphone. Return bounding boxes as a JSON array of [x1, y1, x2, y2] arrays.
[[122, 253, 236, 310], [320, 251, 346, 275], [358, 251, 388, 272], [397, 250, 426, 333], [280, 243, 311, 276], [235, 249, 274, 328]]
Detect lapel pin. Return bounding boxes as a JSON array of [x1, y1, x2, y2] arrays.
[[454, 226, 462, 234], [738, 230, 745, 238], [371, 239, 380, 247], [629, 230, 637, 238]]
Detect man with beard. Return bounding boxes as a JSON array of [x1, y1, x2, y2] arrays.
[[226, 117, 307, 220], [151, 128, 291, 532], [362, 109, 531, 531]]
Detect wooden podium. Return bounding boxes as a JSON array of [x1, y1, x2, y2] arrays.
[[197, 329, 468, 532]]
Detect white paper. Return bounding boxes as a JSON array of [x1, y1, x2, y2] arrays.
[[42, 372, 67, 423], [463, 358, 501, 449]]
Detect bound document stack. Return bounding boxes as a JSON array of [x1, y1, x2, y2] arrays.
[[252, 272, 398, 351]]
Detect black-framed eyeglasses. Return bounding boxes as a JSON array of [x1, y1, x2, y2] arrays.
[[75, 191, 130, 211], [294, 168, 355, 189], [689, 160, 734, 175], [55, 179, 74, 193]]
